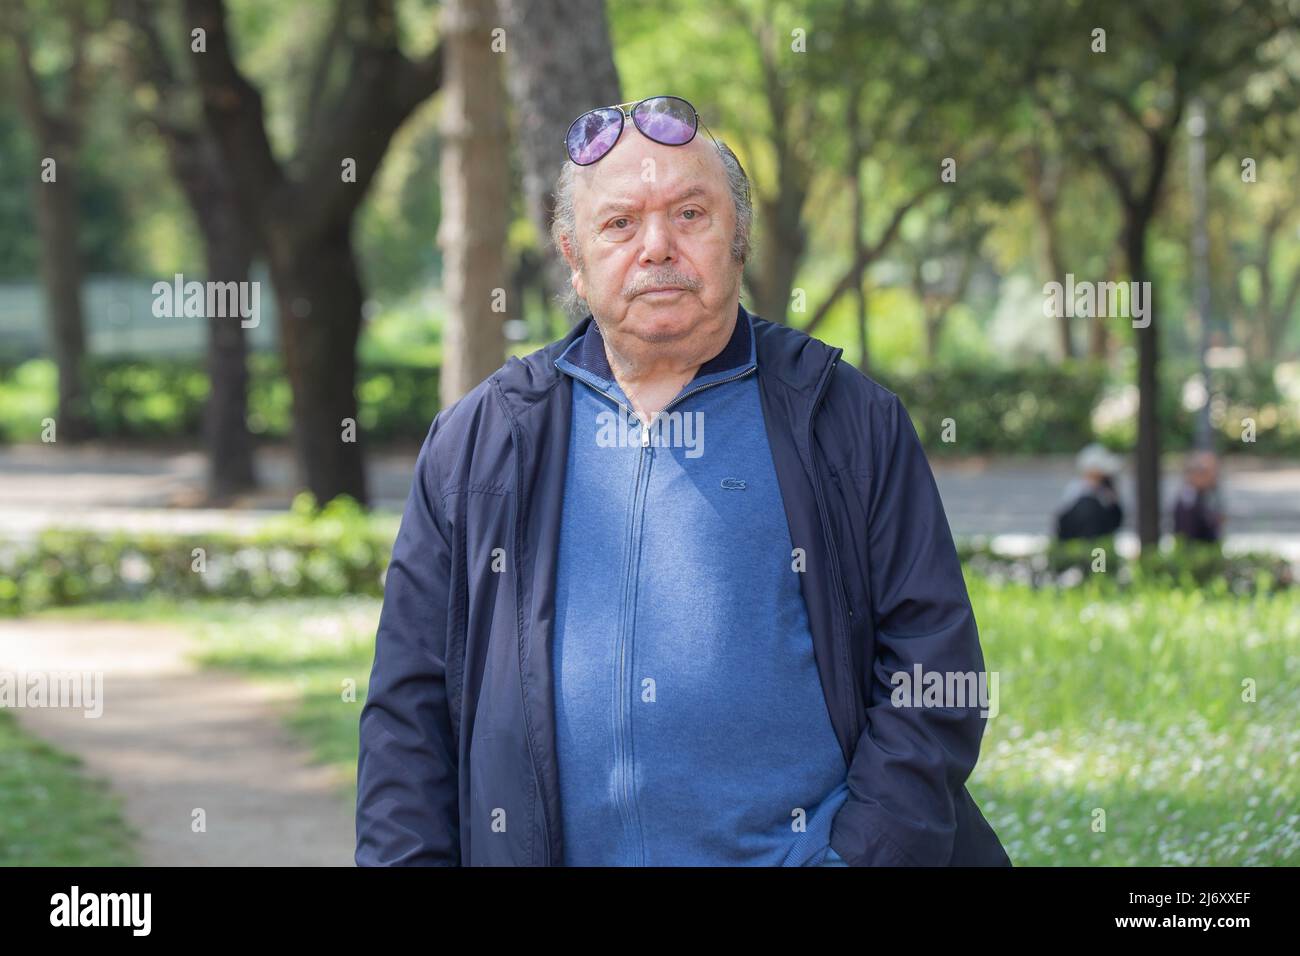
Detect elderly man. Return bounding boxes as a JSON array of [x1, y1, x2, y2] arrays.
[[1056, 443, 1125, 542], [355, 95, 1009, 867], [1173, 449, 1224, 543]]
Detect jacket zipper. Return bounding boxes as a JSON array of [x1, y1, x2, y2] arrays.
[[806, 354, 862, 748], [505, 406, 552, 866]]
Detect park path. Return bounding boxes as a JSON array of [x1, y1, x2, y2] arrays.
[[0, 618, 356, 866], [2, 444, 1297, 554]]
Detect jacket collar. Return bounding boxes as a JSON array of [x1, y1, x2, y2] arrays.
[[491, 301, 827, 421], [552, 302, 756, 400]]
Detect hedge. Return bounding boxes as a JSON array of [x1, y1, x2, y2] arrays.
[[0, 354, 439, 445], [1, 494, 1291, 618], [0, 495, 394, 617], [956, 536, 1296, 595], [1, 354, 1296, 454]]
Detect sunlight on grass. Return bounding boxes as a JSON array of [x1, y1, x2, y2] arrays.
[[966, 576, 1300, 864], [24, 579, 1300, 865]]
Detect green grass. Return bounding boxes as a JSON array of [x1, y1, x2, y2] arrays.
[[0, 710, 139, 866], [18, 579, 1300, 866], [965, 576, 1300, 865]]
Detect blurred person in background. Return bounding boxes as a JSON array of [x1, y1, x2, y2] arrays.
[[1055, 443, 1125, 542], [1172, 450, 1224, 544]]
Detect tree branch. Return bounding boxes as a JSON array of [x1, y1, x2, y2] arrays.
[[184, 0, 285, 215], [800, 182, 936, 334]]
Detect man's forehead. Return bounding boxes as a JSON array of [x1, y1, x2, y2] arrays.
[[574, 128, 724, 212]]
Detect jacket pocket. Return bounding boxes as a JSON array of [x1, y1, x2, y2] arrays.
[[824, 466, 872, 617]]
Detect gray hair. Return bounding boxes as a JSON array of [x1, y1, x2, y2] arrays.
[[549, 138, 753, 319]]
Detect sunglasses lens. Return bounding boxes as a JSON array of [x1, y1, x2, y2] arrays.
[[632, 96, 697, 146], [566, 107, 624, 165]]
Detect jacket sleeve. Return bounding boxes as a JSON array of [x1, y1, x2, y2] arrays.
[[832, 391, 990, 866], [355, 418, 460, 865]]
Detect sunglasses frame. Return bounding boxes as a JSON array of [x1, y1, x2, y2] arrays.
[[563, 94, 719, 166]]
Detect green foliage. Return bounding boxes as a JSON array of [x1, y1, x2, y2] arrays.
[[0, 354, 440, 444], [0, 357, 58, 434], [1092, 361, 1300, 454], [957, 537, 1295, 595], [875, 360, 1109, 455], [0, 710, 139, 866], [0, 109, 40, 279], [3, 352, 1297, 454], [356, 298, 444, 367], [0, 499, 398, 618]]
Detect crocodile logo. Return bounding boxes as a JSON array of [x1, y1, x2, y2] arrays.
[[720, 477, 747, 490]]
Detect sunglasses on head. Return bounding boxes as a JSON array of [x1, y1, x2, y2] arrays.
[[564, 94, 718, 166]]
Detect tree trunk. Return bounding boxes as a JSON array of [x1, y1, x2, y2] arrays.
[[1088, 247, 1121, 360], [438, 0, 510, 406], [753, 190, 807, 323], [166, 134, 258, 499], [498, 0, 620, 323], [847, 87, 868, 369], [1088, 310, 1110, 359], [1125, 212, 1162, 549], [119, 0, 258, 498], [1038, 204, 1073, 360], [269, 225, 368, 505], [1024, 147, 1074, 361], [12, 20, 95, 443], [925, 307, 945, 361], [199, 195, 257, 499], [30, 152, 94, 441], [852, 176, 869, 372]]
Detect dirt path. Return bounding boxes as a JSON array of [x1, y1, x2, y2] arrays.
[[0, 619, 356, 866]]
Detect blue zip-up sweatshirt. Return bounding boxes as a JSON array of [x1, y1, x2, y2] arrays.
[[551, 309, 850, 866], [355, 303, 1010, 867]]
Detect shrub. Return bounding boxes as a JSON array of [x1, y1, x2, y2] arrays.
[[956, 537, 1294, 595], [0, 355, 439, 444], [0, 494, 397, 617]]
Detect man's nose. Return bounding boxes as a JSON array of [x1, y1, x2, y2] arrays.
[[638, 214, 675, 263]]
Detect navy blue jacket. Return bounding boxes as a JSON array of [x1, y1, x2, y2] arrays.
[[355, 304, 1011, 866]]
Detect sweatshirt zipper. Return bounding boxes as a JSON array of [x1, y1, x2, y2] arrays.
[[612, 419, 652, 863], [595, 363, 757, 866]]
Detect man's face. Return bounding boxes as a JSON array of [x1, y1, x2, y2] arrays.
[[562, 123, 740, 346], [1189, 453, 1219, 490]]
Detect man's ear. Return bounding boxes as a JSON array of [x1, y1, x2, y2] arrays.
[[559, 234, 586, 299], [558, 231, 577, 270]]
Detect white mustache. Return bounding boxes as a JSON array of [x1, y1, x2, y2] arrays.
[[626, 274, 701, 297]]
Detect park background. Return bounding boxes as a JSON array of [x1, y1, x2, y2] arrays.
[[0, 0, 1297, 866]]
